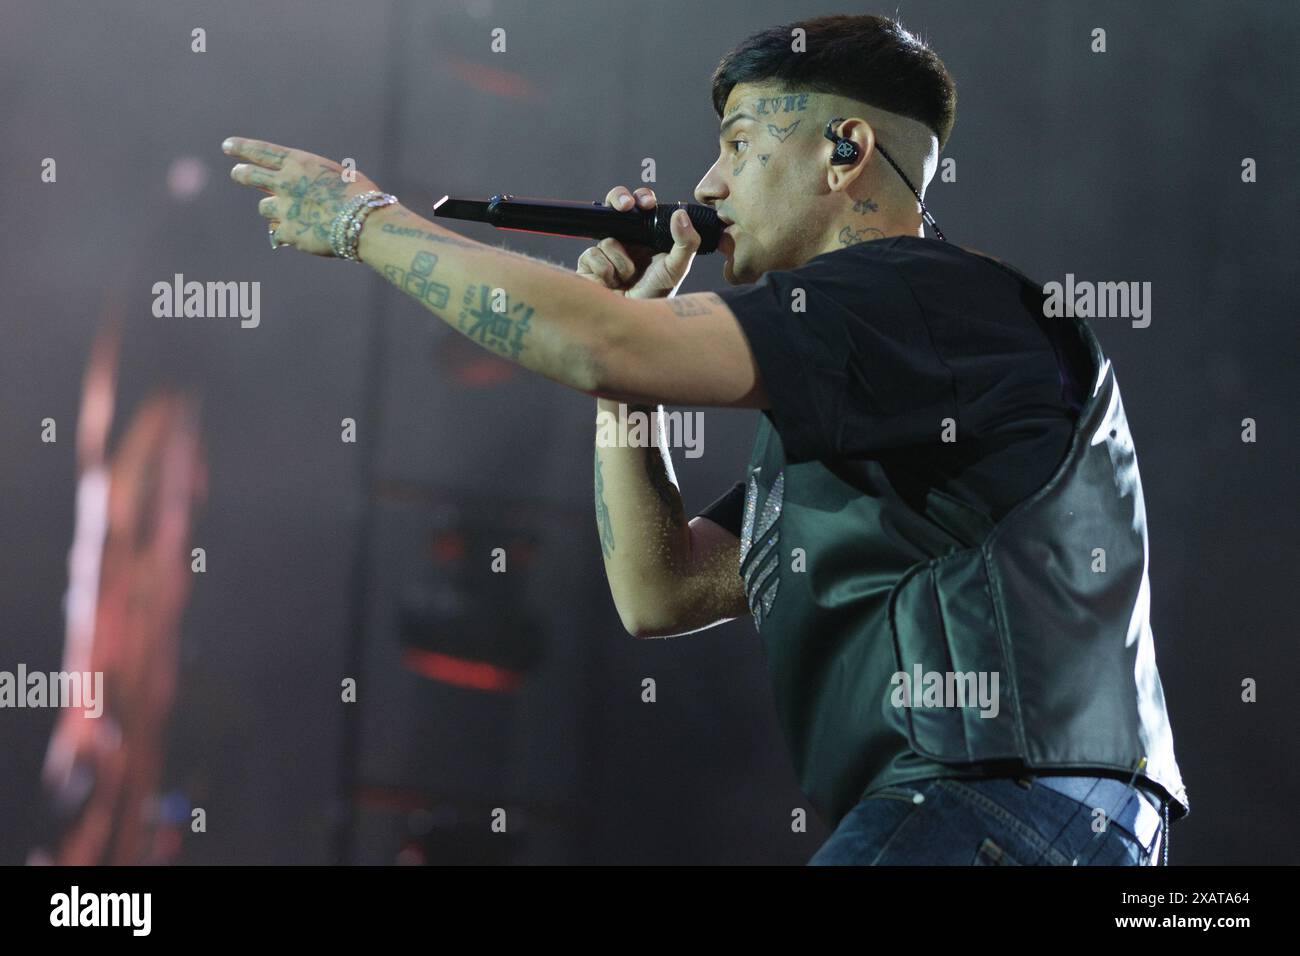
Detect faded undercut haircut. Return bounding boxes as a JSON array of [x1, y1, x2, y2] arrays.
[[710, 13, 957, 151]]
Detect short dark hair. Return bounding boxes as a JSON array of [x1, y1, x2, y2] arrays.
[[710, 14, 956, 151]]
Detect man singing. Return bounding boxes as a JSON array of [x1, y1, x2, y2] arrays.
[[226, 12, 1188, 865]]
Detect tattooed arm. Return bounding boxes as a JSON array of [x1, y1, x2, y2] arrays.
[[579, 186, 750, 637], [356, 204, 613, 391], [357, 196, 754, 632], [225, 135, 609, 392], [593, 404, 688, 633], [593, 403, 749, 637], [224, 137, 766, 405], [225, 138, 760, 632], [352, 201, 770, 409]]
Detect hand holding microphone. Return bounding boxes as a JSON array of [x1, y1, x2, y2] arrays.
[[575, 186, 702, 299]]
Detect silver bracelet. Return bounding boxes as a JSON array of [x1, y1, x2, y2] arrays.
[[329, 191, 377, 258], [330, 190, 399, 261]]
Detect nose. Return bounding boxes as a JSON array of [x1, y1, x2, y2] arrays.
[[693, 160, 727, 210]]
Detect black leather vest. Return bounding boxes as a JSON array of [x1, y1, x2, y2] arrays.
[[886, 315, 1189, 820], [737, 312, 1189, 824]]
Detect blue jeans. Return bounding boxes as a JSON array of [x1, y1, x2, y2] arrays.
[[807, 775, 1166, 865]]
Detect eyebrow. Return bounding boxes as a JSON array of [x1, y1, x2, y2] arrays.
[[718, 111, 757, 137]]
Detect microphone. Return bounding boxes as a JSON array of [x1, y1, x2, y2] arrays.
[[432, 194, 723, 255]]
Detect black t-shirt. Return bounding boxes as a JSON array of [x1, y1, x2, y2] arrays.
[[698, 235, 1087, 536]]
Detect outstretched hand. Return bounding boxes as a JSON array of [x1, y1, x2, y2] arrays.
[[222, 136, 384, 256]]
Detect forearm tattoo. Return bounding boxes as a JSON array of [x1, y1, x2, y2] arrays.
[[594, 449, 616, 558], [378, 209, 555, 266], [379, 220, 480, 251], [666, 295, 716, 318], [383, 250, 452, 312], [457, 284, 535, 360]]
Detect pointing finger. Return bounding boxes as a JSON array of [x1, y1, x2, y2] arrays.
[[221, 137, 290, 169], [230, 163, 279, 190]]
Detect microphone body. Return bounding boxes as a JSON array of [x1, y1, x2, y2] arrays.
[[432, 194, 722, 255]]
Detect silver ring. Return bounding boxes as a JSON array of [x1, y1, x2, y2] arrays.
[[268, 224, 282, 250]]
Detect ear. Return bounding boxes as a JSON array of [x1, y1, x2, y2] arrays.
[[826, 117, 876, 193]]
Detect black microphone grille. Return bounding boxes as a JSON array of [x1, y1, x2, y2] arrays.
[[654, 202, 722, 255]]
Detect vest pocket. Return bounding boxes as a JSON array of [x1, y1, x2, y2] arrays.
[[885, 548, 1022, 763]]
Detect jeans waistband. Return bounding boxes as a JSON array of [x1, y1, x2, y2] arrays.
[[1030, 774, 1163, 856]]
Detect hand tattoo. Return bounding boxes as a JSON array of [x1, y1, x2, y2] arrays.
[[283, 166, 349, 247]]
